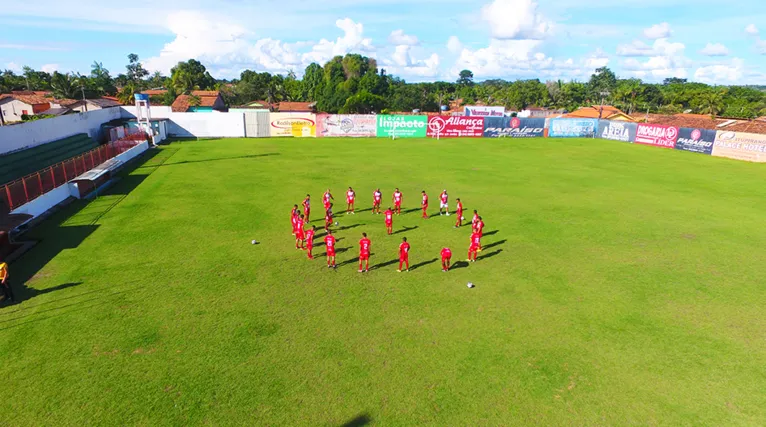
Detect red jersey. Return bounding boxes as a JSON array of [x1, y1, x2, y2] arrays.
[[456, 202, 464, 214], [306, 229, 315, 245], [441, 248, 452, 259], [384, 210, 393, 224], [470, 233, 481, 247], [303, 198, 310, 210], [296, 218, 305, 232], [325, 235, 336, 252], [373, 191, 382, 203], [440, 192, 448, 203], [472, 213, 479, 225], [394, 192, 402, 204], [399, 242, 410, 258], [323, 193, 332, 203], [347, 190, 355, 202], [476, 220, 485, 233], [422, 194, 428, 205], [325, 211, 332, 223], [359, 238, 371, 255]]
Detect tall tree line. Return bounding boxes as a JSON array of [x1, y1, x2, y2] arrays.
[[2, 54, 765, 119]]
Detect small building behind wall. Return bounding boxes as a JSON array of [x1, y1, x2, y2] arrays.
[[0, 92, 52, 123], [171, 91, 226, 113]]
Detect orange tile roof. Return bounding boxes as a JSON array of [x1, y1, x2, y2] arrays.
[[563, 105, 636, 121], [142, 89, 168, 96], [171, 92, 221, 112], [644, 114, 727, 130], [189, 90, 220, 97], [276, 101, 314, 112], [0, 92, 52, 106], [723, 120, 766, 135]]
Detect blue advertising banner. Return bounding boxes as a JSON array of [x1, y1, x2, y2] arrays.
[[549, 118, 598, 138], [598, 120, 637, 142], [483, 117, 545, 138], [675, 127, 716, 155]]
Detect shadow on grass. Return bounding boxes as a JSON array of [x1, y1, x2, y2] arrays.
[[483, 239, 507, 251], [451, 261, 470, 270], [139, 152, 279, 168], [374, 259, 399, 270], [341, 413, 371, 427], [410, 258, 438, 271], [337, 224, 361, 232], [337, 253, 375, 268], [477, 249, 503, 261], [392, 225, 418, 235], [402, 208, 420, 215], [483, 230, 499, 237]]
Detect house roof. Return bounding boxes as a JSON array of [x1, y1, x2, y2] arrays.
[[0, 92, 52, 106], [238, 100, 272, 109], [644, 113, 729, 130], [38, 107, 71, 116], [171, 92, 222, 112], [56, 98, 79, 108], [142, 89, 168, 96], [723, 120, 766, 135], [563, 105, 636, 121], [87, 98, 123, 108], [276, 101, 314, 112]]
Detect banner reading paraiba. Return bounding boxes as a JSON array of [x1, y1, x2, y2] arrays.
[[427, 116, 484, 137], [635, 123, 678, 148], [316, 114, 376, 137], [376, 115, 427, 138], [483, 117, 545, 138], [712, 131, 766, 162], [270, 113, 316, 137], [675, 128, 716, 155], [549, 119, 598, 138]]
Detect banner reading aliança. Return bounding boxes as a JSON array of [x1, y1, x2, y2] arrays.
[[269, 113, 316, 137], [376, 115, 427, 138], [635, 123, 678, 148], [316, 114, 376, 137], [483, 117, 545, 138], [427, 116, 484, 137], [549, 119, 598, 137], [675, 128, 716, 155], [712, 131, 766, 162]]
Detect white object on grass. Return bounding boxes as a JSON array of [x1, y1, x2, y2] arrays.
[[335, 221, 339, 226], [467, 282, 474, 288], [251, 240, 257, 245]]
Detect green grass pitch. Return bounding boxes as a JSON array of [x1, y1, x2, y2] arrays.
[[2, 137, 766, 425]]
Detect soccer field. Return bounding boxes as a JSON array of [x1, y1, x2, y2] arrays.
[[2, 137, 766, 425]]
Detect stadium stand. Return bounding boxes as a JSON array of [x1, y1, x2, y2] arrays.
[[0, 134, 99, 185]]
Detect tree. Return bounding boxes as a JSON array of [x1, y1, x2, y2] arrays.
[[22, 66, 51, 91], [89, 62, 116, 96], [588, 67, 617, 99], [340, 91, 386, 113], [171, 59, 215, 94], [457, 69, 474, 86], [49, 72, 82, 99], [125, 53, 149, 86], [302, 63, 324, 101], [699, 89, 726, 116], [117, 81, 138, 105]]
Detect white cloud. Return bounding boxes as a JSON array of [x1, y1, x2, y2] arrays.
[[693, 58, 745, 83], [623, 56, 689, 79], [388, 29, 419, 46], [481, 0, 552, 40], [446, 36, 463, 53], [384, 46, 440, 79], [41, 64, 58, 73], [585, 48, 609, 68], [5, 62, 22, 73], [699, 43, 729, 56], [302, 18, 374, 64], [757, 39, 766, 54], [616, 40, 655, 57], [643, 22, 672, 39], [745, 24, 759, 35]]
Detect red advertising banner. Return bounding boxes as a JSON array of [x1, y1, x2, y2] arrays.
[[635, 123, 679, 148], [427, 116, 484, 138]]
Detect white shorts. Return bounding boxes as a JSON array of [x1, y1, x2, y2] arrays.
[[440, 202, 448, 209]]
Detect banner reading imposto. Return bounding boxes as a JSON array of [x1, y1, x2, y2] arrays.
[[316, 114, 376, 137], [269, 113, 316, 137], [464, 106, 505, 117], [427, 116, 484, 137], [376, 115, 427, 138], [598, 120, 637, 142], [712, 131, 766, 162], [635, 123, 678, 148], [483, 117, 545, 138], [675, 128, 716, 155], [549, 119, 598, 138]]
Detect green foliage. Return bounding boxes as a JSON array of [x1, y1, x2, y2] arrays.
[[339, 90, 385, 114], [170, 59, 215, 94]]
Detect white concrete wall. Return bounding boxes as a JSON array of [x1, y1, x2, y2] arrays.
[[120, 107, 245, 138], [0, 99, 37, 123], [0, 108, 122, 155]]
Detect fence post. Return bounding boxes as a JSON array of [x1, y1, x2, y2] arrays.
[[5, 185, 13, 210], [81, 155, 87, 173], [37, 172, 43, 194], [21, 178, 29, 203], [50, 168, 56, 187], [90, 150, 96, 167]]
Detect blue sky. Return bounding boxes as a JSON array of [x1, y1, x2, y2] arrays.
[[1, 0, 765, 84]]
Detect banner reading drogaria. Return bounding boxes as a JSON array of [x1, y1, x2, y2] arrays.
[[598, 120, 637, 142], [427, 116, 484, 137], [712, 130, 766, 162], [464, 106, 506, 117], [483, 117, 545, 138], [376, 115, 427, 138], [548, 119, 598, 137], [635, 123, 678, 148], [269, 113, 316, 137], [316, 114, 376, 137], [675, 128, 716, 155]]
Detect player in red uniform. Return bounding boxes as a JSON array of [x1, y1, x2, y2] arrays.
[[302, 195, 311, 222], [439, 190, 449, 216], [468, 232, 481, 262], [471, 210, 479, 230], [384, 207, 394, 235], [398, 237, 411, 272], [392, 188, 403, 215], [421, 190, 429, 219], [346, 187, 356, 214], [295, 214, 306, 249], [324, 230, 337, 268], [454, 198, 464, 228], [305, 226, 316, 259], [323, 189, 334, 210], [441, 247, 452, 271], [475, 216, 485, 250], [358, 232, 372, 273], [372, 188, 383, 214], [324, 204, 334, 232], [291, 204, 300, 235]]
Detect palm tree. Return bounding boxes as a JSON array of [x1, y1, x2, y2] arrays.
[[700, 89, 726, 116], [117, 82, 138, 105]]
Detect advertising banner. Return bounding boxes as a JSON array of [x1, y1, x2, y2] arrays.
[[674, 128, 716, 155], [269, 113, 316, 137], [464, 106, 506, 117], [598, 121, 637, 142], [712, 131, 766, 162], [549, 119, 598, 137], [427, 116, 484, 137], [376, 115, 427, 138], [635, 123, 678, 148], [483, 117, 545, 138], [316, 114, 376, 137]]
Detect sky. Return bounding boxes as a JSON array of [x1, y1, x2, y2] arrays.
[[1, 0, 765, 85]]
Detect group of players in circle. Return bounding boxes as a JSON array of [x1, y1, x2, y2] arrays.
[[290, 188, 486, 273]]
